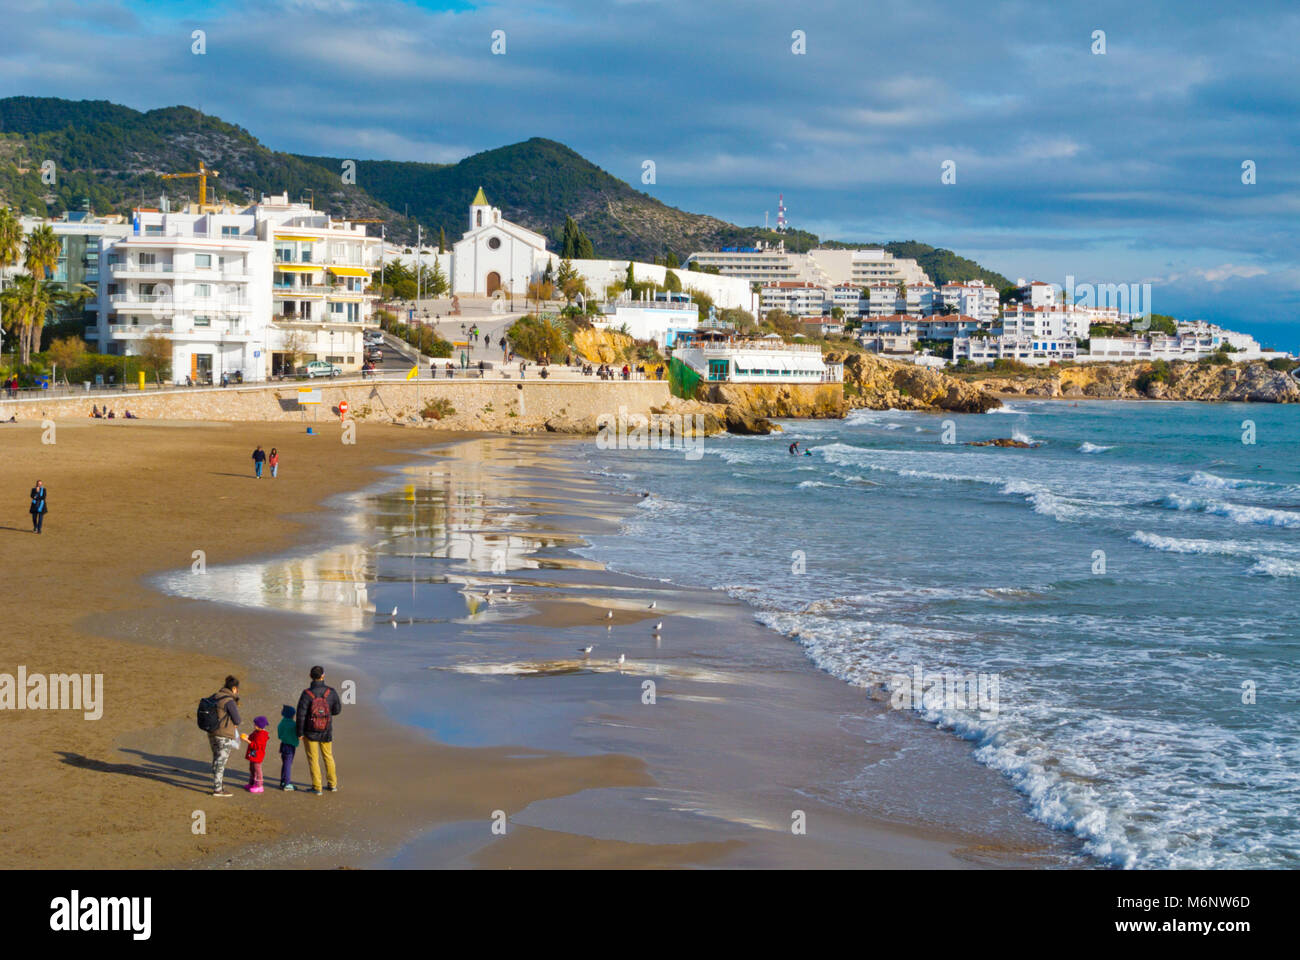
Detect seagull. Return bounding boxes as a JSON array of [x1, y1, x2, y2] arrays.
[[579, 644, 594, 655], [648, 601, 656, 610], [505, 586, 512, 595], [654, 621, 663, 631], [606, 610, 614, 620], [617, 654, 626, 665]]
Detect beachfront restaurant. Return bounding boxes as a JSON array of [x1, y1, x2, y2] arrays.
[[672, 330, 838, 385]]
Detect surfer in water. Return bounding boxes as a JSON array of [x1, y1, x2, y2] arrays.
[[789, 441, 800, 455]]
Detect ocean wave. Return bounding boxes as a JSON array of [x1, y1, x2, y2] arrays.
[[1186, 470, 1268, 491], [797, 480, 835, 489], [1130, 530, 1257, 557], [1249, 557, 1300, 577], [1079, 442, 1113, 453], [1161, 494, 1300, 528]]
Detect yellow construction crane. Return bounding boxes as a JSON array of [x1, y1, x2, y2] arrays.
[[160, 161, 220, 209]]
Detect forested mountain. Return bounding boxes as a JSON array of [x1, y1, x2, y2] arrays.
[[0, 97, 1009, 285]]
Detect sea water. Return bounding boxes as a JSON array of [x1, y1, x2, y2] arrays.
[[576, 400, 1300, 869]]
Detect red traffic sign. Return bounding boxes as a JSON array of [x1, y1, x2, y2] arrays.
[[338, 400, 349, 419]]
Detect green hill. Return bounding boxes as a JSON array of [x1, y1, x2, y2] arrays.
[[0, 96, 1011, 286]]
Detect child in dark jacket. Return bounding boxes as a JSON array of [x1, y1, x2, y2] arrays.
[[245, 716, 270, 793], [277, 705, 299, 791]]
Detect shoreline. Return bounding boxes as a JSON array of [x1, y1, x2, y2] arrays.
[[2, 419, 1080, 868]]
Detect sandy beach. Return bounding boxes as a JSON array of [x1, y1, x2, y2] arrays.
[[0, 418, 1075, 868]]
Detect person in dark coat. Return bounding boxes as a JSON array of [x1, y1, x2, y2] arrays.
[[29, 480, 47, 534], [295, 665, 343, 795]]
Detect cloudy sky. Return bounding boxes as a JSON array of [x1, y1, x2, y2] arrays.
[[3, 0, 1298, 346]]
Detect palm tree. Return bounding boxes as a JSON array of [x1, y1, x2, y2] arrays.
[[22, 224, 61, 361], [0, 206, 22, 359]]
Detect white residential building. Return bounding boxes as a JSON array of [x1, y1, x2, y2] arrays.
[[96, 193, 382, 383], [1083, 324, 1267, 363], [687, 242, 929, 288], [858, 313, 984, 341], [759, 282, 831, 317], [937, 280, 1000, 323], [955, 334, 1078, 366], [999, 304, 1091, 340]]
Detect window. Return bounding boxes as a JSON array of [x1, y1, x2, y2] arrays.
[[330, 302, 344, 315], [195, 254, 212, 268], [139, 253, 156, 266], [488, 236, 501, 250], [221, 226, 239, 237], [145, 225, 163, 236], [276, 246, 293, 262], [194, 316, 211, 327], [195, 284, 211, 298]]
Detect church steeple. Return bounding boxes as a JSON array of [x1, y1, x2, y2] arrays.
[[470, 187, 491, 230]]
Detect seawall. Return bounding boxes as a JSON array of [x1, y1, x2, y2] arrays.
[[0, 378, 673, 432]]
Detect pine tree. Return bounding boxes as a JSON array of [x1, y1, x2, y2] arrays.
[[438, 227, 446, 254], [575, 229, 594, 259], [625, 261, 635, 287]]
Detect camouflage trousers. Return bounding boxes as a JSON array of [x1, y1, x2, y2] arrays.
[[208, 734, 238, 791]]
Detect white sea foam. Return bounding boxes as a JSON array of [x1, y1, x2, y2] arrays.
[[1130, 530, 1258, 557], [1162, 494, 1300, 528], [1185, 470, 1280, 491], [1079, 442, 1113, 453], [1249, 557, 1300, 577]]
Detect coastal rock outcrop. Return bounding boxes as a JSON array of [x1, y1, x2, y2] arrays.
[[978, 360, 1300, 403], [827, 352, 1002, 413], [967, 437, 1041, 448]]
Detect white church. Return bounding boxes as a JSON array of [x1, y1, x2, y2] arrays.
[[451, 187, 551, 297], [401, 189, 757, 313]]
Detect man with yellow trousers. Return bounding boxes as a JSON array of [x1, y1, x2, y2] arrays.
[[295, 665, 343, 795]]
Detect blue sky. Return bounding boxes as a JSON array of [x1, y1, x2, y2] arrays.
[[3, 0, 1298, 347]]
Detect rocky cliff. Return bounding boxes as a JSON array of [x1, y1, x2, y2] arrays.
[[973, 360, 1300, 403], [827, 352, 1002, 413]]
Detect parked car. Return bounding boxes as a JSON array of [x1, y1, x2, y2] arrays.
[[301, 360, 342, 378], [365, 349, 383, 363]]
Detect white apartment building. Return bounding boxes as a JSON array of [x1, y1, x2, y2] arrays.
[[96, 194, 381, 383], [955, 334, 1078, 366], [688, 242, 929, 288], [858, 314, 985, 341], [999, 304, 1091, 340], [1083, 324, 1267, 363], [759, 281, 832, 317], [937, 280, 1000, 323]]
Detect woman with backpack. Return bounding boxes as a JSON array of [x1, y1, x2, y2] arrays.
[[294, 665, 342, 795]]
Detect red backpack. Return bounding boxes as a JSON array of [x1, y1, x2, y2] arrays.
[[306, 686, 332, 733]]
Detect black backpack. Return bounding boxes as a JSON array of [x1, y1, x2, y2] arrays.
[[197, 693, 227, 733]]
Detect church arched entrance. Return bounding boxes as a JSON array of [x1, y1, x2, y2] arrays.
[[486, 271, 502, 295]]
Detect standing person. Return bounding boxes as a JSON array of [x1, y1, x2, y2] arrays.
[[245, 716, 270, 794], [268, 448, 279, 479], [252, 445, 266, 479], [202, 676, 248, 797], [295, 665, 342, 796], [277, 704, 299, 791], [29, 480, 47, 534]]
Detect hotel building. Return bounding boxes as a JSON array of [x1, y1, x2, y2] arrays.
[[95, 193, 381, 383]]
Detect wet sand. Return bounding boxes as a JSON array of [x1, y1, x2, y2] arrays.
[[0, 420, 1076, 868]]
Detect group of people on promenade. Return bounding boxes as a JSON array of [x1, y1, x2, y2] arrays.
[[251, 445, 279, 479], [198, 666, 343, 797]]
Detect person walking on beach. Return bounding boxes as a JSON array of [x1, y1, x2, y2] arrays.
[[245, 716, 270, 793], [268, 448, 279, 479], [29, 480, 47, 534], [200, 675, 248, 797], [252, 445, 266, 479], [277, 704, 299, 791], [295, 666, 342, 795]]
